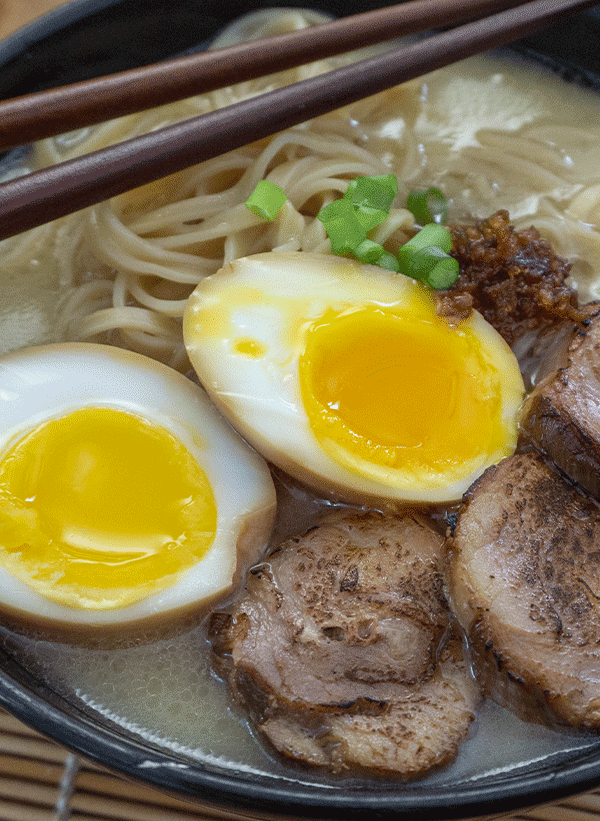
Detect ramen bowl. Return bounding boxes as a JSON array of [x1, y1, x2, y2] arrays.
[[1, 1, 600, 819]]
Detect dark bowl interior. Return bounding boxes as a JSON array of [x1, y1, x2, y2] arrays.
[[1, 1, 600, 819]]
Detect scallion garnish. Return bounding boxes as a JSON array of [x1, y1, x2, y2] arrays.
[[344, 174, 398, 210], [354, 238, 385, 264], [354, 238, 399, 272], [427, 255, 460, 289], [317, 174, 398, 263], [245, 180, 287, 220], [397, 224, 457, 287], [398, 224, 458, 288], [398, 223, 452, 258], [317, 175, 456, 288], [406, 187, 448, 225], [317, 198, 367, 255], [343, 174, 398, 232], [377, 250, 401, 273]]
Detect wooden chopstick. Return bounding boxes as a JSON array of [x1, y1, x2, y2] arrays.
[[0, 0, 595, 243], [0, 0, 531, 151]]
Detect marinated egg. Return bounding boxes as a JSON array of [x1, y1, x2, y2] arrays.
[[184, 251, 525, 506], [0, 343, 276, 626]]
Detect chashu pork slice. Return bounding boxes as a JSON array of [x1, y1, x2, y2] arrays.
[[259, 635, 478, 777], [210, 511, 480, 776], [520, 307, 600, 499], [448, 451, 600, 729]]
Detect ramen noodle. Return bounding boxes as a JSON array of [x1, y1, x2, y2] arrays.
[[2, 9, 600, 368]]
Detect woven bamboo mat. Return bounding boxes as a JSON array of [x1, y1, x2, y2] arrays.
[[0, 708, 599, 821]]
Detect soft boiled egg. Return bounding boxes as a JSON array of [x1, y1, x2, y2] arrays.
[[184, 251, 525, 506], [0, 343, 276, 627]]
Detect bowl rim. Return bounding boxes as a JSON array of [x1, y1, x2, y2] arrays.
[[0, 0, 125, 65], [2, 659, 600, 821], [1, 0, 600, 818]]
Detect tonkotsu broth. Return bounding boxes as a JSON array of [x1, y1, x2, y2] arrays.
[[1, 6, 600, 787]]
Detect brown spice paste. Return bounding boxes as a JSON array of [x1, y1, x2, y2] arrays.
[[436, 210, 584, 344]]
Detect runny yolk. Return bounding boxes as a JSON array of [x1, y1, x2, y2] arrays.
[[0, 408, 217, 610], [299, 302, 509, 484]]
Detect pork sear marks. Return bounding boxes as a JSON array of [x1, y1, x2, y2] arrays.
[[520, 307, 600, 500], [210, 512, 479, 776], [259, 636, 477, 776], [448, 451, 600, 729]]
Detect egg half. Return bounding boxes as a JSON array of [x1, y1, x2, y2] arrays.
[[0, 343, 276, 627], [184, 251, 525, 506]]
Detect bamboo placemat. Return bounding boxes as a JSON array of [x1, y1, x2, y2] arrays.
[[0, 707, 600, 821]]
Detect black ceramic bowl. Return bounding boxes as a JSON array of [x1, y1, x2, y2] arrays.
[[1, 2, 600, 819]]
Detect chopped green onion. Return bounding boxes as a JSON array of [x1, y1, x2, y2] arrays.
[[398, 243, 459, 289], [355, 239, 397, 272], [353, 206, 389, 233], [354, 239, 401, 272], [406, 187, 448, 225], [399, 244, 442, 279], [344, 174, 397, 209], [317, 175, 454, 287], [427, 255, 460, 289], [317, 199, 366, 255], [318, 174, 399, 264], [343, 174, 398, 231], [354, 238, 385, 264], [317, 198, 355, 224], [376, 251, 400, 273], [245, 180, 287, 220], [398, 225, 457, 287], [399, 223, 452, 259]]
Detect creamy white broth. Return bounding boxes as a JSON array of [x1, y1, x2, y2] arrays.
[[1, 8, 600, 787]]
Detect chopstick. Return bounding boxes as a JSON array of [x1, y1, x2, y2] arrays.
[[0, 0, 594, 243], [0, 0, 532, 151]]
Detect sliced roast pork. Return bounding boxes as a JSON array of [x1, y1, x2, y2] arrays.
[[210, 511, 479, 776], [448, 451, 600, 729], [259, 635, 477, 777], [520, 307, 600, 500]]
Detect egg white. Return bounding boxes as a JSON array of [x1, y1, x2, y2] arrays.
[[184, 251, 525, 506], [0, 343, 276, 627]]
